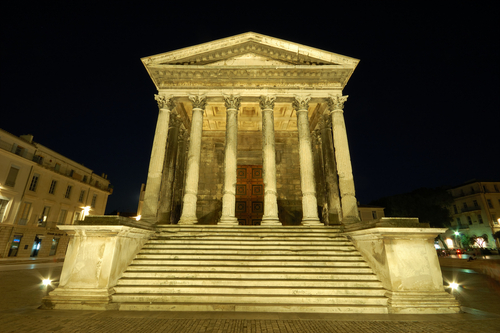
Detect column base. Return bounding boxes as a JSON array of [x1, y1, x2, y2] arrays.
[[178, 216, 198, 225], [42, 287, 119, 310], [261, 217, 281, 226], [219, 216, 238, 225], [301, 217, 322, 226], [386, 291, 460, 314]]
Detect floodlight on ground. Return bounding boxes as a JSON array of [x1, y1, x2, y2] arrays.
[[449, 282, 459, 290], [136, 215, 141, 221], [454, 232, 460, 236], [42, 279, 51, 286]]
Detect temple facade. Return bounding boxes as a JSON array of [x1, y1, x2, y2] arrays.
[[140, 32, 360, 227]]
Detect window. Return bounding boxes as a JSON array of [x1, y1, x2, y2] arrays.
[[5, 166, 20, 187], [17, 202, 32, 225], [83, 175, 88, 183], [49, 180, 57, 194], [0, 199, 9, 222], [78, 190, 85, 203], [54, 163, 61, 172], [455, 217, 461, 226], [478, 214, 483, 224], [467, 216, 472, 225], [470, 186, 475, 194], [493, 214, 498, 225], [495, 185, 499, 192], [14, 145, 25, 156], [40, 206, 51, 223], [463, 202, 468, 209], [473, 200, 479, 208], [65, 185, 72, 199], [91, 194, 97, 208], [487, 199, 493, 209], [453, 205, 458, 214], [49, 237, 59, 256], [73, 212, 80, 223], [58, 209, 67, 224], [28, 174, 40, 191], [371, 211, 377, 219]]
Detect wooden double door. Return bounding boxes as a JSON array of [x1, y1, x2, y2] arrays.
[[235, 165, 264, 225]]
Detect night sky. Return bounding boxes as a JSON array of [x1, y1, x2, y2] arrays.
[[2, 2, 498, 214]]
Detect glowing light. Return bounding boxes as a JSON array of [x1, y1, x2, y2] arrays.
[[454, 232, 460, 236], [42, 279, 51, 286], [135, 215, 141, 221], [446, 238, 454, 248], [82, 206, 91, 219], [449, 282, 459, 290]]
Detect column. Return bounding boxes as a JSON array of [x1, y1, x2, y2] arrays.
[[170, 128, 188, 224], [141, 94, 176, 223], [219, 95, 240, 225], [292, 96, 321, 225], [157, 114, 182, 224], [178, 95, 207, 225], [320, 114, 342, 224], [327, 95, 360, 223], [259, 95, 281, 225]]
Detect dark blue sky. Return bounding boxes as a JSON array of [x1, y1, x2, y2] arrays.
[[1, 2, 498, 213]]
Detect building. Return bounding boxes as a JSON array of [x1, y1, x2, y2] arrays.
[[444, 180, 500, 249], [44, 33, 458, 314], [0, 129, 112, 258]]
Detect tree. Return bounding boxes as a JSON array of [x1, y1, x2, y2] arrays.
[[370, 187, 454, 228]]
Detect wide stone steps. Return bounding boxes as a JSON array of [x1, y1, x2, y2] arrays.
[[134, 254, 366, 261], [130, 259, 370, 266], [116, 278, 384, 288], [112, 225, 388, 313], [113, 286, 387, 296], [118, 303, 387, 313]]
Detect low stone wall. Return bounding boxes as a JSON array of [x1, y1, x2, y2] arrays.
[[439, 258, 500, 283]]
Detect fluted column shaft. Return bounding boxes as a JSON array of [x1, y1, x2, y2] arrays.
[[293, 96, 321, 225], [219, 95, 240, 225], [178, 95, 207, 225], [157, 115, 182, 224], [328, 95, 359, 223], [259, 96, 281, 225], [141, 95, 175, 223], [320, 114, 342, 224]]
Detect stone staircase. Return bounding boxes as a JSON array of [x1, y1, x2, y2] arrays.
[[112, 225, 389, 313]]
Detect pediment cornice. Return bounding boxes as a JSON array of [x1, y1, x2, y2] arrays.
[[141, 32, 359, 67]]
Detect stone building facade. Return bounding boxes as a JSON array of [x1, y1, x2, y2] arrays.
[[444, 180, 500, 249], [139, 32, 361, 226], [0, 128, 112, 258]]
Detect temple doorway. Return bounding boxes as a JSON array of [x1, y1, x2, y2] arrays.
[[235, 165, 264, 225]]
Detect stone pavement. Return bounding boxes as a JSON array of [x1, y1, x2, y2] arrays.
[[0, 258, 499, 332]]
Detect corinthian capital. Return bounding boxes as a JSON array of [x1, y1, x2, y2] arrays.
[[223, 94, 241, 110], [259, 95, 276, 110], [327, 95, 348, 111], [292, 95, 311, 111], [188, 94, 207, 110], [154, 94, 176, 110]]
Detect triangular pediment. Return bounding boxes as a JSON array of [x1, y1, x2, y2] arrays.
[[205, 53, 294, 66], [142, 32, 359, 67]]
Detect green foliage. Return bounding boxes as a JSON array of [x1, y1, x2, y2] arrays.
[[370, 187, 454, 228], [460, 234, 474, 250]]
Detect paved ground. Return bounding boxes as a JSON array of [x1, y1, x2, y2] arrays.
[[0, 258, 499, 332]]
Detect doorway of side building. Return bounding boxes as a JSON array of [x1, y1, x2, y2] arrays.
[[8, 234, 23, 257], [30, 235, 43, 257], [235, 165, 264, 225]]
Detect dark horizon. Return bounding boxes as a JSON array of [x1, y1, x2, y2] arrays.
[[2, 2, 498, 214]]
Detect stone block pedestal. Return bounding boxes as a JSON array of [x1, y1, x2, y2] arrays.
[[346, 220, 460, 314], [42, 217, 154, 310]]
